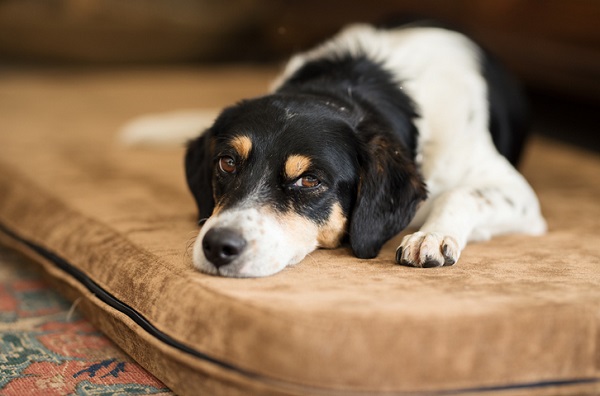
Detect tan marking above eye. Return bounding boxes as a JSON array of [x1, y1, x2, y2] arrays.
[[285, 154, 312, 180], [230, 135, 252, 160]]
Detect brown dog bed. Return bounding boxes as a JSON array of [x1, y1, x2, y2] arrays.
[[0, 68, 599, 395]]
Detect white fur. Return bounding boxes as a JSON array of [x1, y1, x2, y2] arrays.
[[119, 109, 219, 147], [123, 24, 546, 274], [192, 207, 318, 277], [276, 24, 546, 267]]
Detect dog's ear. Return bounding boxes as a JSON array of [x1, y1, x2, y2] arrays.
[[185, 132, 214, 222], [349, 133, 427, 259]]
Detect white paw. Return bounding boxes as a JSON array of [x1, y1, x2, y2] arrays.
[[395, 232, 460, 268]]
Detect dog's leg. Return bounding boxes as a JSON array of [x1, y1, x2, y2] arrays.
[[396, 157, 546, 267], [119, 109, 220, 147]]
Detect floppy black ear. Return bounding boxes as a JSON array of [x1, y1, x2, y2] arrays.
[[349, 134, 427, 259], [184, 132, 214, 222]]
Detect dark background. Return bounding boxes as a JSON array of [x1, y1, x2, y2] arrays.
[[1, 0, 598, 151]]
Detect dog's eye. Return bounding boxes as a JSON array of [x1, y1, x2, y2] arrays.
[[293, 175, 320, 188], [218, 156, 237, 174]]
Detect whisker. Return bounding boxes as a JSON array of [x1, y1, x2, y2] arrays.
[[182, 231, 199, 262], [304, 252, 318, 265]]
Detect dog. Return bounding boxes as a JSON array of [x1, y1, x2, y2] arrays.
[[125, 23, 546, 277]]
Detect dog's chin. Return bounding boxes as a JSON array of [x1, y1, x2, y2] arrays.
[[192, 253, 304, 278], [191, 207, 318, 278]]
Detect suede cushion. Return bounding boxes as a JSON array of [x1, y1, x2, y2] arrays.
[[0, 67, 599, 395]]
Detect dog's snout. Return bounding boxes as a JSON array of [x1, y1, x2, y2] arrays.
[[202, 228, 246, 267]]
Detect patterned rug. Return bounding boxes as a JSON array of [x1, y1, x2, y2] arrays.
[[0, 245, 174, 395]]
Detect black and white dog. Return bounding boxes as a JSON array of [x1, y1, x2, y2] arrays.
[[124, 24, 546, 277]]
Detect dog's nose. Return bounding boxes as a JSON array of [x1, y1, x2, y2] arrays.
[[202, 228, 246, 267]]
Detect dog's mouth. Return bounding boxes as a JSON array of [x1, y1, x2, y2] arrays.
[[192, 207, 320, 277]]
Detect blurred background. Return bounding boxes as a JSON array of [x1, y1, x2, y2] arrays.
[[1, 0, 598, 150]]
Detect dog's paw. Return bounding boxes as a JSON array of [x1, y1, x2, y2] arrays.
[[395, 232, 460, 268]]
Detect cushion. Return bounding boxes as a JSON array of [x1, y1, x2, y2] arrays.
[[1, 67, 599, 395]]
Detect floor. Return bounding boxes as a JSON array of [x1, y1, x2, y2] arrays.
[[0, 245, 174, 395]]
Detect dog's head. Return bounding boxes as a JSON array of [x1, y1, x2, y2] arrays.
[[185, 94, 426, 277]]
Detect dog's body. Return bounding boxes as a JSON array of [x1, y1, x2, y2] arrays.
[[130, 24, 545, 277]]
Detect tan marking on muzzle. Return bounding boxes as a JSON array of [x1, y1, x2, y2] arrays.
[[285, 155, 312, 180], [230, 135, 252, 160], [274, 209, 319, 249], [317, 202, 347, 248]]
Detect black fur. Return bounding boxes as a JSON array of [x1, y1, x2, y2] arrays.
[[185, 26, 527, 261], [185, 53, 427, 259], [185, 134, 214, 222], [380, 19, 532, 166], [278, 54, 428, 258], [482, 53, 531, 166]]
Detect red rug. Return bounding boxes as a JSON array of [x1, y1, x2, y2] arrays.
[[0, 246, 173, 395]]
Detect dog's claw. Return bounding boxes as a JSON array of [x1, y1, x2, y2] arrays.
[[395, 246, 403, 263], [442, 244, 456, 265]]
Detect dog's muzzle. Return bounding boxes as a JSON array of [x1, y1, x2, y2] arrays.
[[192, 207, 319, 277]]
